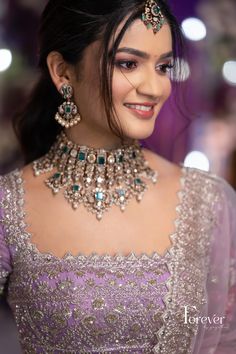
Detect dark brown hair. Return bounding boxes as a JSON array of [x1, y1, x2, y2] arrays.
[[12, 0, 184, 164]]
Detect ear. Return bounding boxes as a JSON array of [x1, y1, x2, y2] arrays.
[[46, 51, 74, 92]]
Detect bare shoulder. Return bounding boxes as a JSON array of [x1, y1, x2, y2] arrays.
[[21, 162, 36, 186], [142, 147, 182, 181], [21, 161, 53, 191]]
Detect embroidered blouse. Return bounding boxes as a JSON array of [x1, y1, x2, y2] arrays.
[[0, 166, 235, 354]]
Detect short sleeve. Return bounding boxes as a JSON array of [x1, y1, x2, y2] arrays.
[[199, 177, 236, 353], [0, 186, 12, 296]]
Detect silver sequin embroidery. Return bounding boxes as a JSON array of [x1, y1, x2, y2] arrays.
[[0, 166, 222, 353]]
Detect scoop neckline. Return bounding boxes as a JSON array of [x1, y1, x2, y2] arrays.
[[11, 163, 188, 263]]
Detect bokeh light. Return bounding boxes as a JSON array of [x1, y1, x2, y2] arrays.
[[184, 151, 210, 171], [222, 60, 236, 86], [182, 17, 207, 41], [0, 49, 12, 72]]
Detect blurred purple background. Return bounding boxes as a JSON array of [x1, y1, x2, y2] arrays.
[[0, 0, 236, 352]]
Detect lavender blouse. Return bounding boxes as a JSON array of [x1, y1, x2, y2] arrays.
[[0, 166, 235, 354]]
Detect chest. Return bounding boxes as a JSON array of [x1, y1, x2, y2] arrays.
[[1, 168, 221, 354], [24, 177, 181, 258]]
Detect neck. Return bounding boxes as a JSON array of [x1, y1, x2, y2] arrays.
[[33, 129, 157, 220], [65, 127, 135, 150]]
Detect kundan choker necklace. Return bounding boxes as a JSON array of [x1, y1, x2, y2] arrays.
[[33, 131, 158, 220]]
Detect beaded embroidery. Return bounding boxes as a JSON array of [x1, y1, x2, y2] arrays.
[[0, 167, 221, 353]]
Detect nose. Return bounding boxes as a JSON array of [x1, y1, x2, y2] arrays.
[[136, 67, 164, 100]]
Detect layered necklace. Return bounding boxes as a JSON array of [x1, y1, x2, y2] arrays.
[[33, 131, 158, 220]]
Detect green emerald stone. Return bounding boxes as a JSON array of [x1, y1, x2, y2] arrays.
[[117, 155, 124, 163], [135, 178, 142, 185], [65, 105, 72, 114], [73, 185, 80, 192], [142, 13, 146, 21], [153, 5, 160, 15], [53, 173, 61, 179], [78, 152, 86, 161], [62, 146, 69, 154], [147, 23, 152, 29], [98, 156, 105, 165]]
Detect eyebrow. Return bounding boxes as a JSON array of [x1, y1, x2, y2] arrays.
[[115, 47, 173, 60]]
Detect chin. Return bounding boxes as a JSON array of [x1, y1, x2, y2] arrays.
[[123, 122, 156, 141], [118, 106, 159, 141]]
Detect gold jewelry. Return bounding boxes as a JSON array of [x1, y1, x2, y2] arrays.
[[33, 131, 158, 220], [55, 84, 81, 128], [141, 0, 166, 34]]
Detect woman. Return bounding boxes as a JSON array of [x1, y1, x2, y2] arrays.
[[0, 0, 235, 353]]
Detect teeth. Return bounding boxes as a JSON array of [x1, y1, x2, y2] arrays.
[[125, 104, 153, 112]]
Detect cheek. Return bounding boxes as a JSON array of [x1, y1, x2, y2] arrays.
[[112, 71, 133, 102]]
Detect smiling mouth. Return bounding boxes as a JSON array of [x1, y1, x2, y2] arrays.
[[124, 103, 154, 111], [123, 103, 156, 119]]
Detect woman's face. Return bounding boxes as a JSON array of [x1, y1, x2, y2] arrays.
[[70, 17, 173, 147]]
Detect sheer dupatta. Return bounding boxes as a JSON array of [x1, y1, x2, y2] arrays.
[[194, 177, 236, 353]]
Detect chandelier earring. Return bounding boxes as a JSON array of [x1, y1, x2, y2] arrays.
[[55, 83, 82, 129]]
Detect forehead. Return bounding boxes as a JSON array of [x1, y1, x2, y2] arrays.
[[115, 18, 172, 57]]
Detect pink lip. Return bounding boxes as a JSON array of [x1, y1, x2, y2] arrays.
[[124, 104, 155, 119], [125, 102, 157, 106]]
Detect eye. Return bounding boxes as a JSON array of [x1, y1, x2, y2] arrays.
[[157, 63, 174, 74], [115, 60, 137, 70]]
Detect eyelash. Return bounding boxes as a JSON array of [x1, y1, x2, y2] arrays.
[[115, 60, 174, 74]]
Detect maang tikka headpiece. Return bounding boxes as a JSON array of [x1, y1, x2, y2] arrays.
[[141, 0, 166, 34]]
